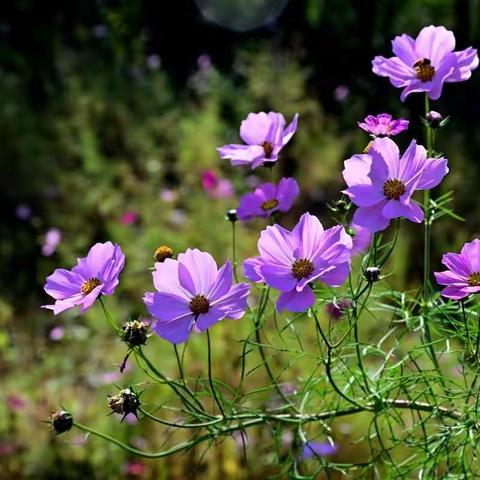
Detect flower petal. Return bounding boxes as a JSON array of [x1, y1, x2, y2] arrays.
[[277, 288, 315, 313]]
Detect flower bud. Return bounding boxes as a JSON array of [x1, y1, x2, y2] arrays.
[[226, 209, 238, 223], [364, 266, 381, 283], [122, 320, 149, 347], [426, 111, 447, 129], [108, 388, 141, 420], [154, 245, 173, 263], [51, 410, 73, 434]]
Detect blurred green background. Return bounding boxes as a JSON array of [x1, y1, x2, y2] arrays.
[[1, 0, 480, 478]]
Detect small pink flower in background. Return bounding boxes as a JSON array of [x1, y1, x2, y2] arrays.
[[49, 325, 65, 341], [373, 25, 478, 101], [124, 460, 147, 477], [334, 85, 350, 102], [120, 211, 139, 226], [6, 394, 26, 412], [201, 170, 234, 199], [197, 53, 213, 71], [358, 114, 409, 137], [326, 299, 352, 320], [41, 228, 62, 256], [146, 54, 161, 70], [160, 189, 177, 203]]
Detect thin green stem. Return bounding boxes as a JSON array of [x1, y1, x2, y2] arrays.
[[232, 221, 238, 283], [99, 297, 121, 334], [206, 329, 226, 417]]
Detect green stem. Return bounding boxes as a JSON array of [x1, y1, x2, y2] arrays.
[[99, 297, 121, 334], [206, 329, 226, 417], [232, 221, 238, 283]]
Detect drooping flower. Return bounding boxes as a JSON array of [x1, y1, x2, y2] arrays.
[[237, 177, 299, 221], [325, 298, 352, 320], [218, 111, 299, 169], [372, 25, 478, 101], [43, 242, 125, 315], [144, 249, 250, 344], [434, 239, 480, 300], [358, 114, 409, 137], [244, 213, 352, 312], [342, 137, 448, 232], [301, 441, 338, 460], [350, 222, 373, 256], [41, 228, 62, 256], [201, 169, 234, 198]]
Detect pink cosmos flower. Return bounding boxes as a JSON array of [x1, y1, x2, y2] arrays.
[[144, 249, 250, 344], [358, 114, 409, 137], [342, 137, 448, 232], [218, 111, 299, 169], [121, 211, 139, 226], [435, 239, 480, 300], [373, 25, 478, 101], [244, 213, 352, 312], [237, 177, 299, 220], [43, 242, 125, 314]]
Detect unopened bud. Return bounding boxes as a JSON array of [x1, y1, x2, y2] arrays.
[[108, 388, 141, 420], [51, 410, 73, 434], [364, 266, 381, 283], [226, 209, 238, 223], [426, 111, 447, 129], [122, 320, 149, 347], [154, 245, 173, 263]]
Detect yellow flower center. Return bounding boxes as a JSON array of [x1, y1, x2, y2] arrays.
[[414, 58, 435, 82], [291, 258, 314, 280], [190, 294, 210, 315], [154, 245, 174, 262], [81, 277, 101, 295], [467, 272, 480, 287], [261, 199, 279, 211], [383, 179, 406, 200], [261, 141, 273, 158]]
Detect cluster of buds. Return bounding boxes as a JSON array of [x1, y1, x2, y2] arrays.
[[108, 388, 141, 421], [122, 320, 149, 348], [51, 410, 73, 434]]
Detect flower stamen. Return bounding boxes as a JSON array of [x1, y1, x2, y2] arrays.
[[81, 277, 101, 295], [467, 272, 480, 287], [292, 258, 314, 280], [261, 199, 279, 211], [383, 179, 406, 200], [190, 294, 210, 315], [414, 58, 435, 82], [154, 245, 174, 262], [261, 141, 274, 158]]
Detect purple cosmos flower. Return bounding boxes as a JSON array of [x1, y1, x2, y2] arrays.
[[41, 228, 62, 256], [244, 213, 352, 312], [237, 177, 299, 221], [358, 114, 409, 137], [350, 222, 373, 256], [301, 441, 338, 460], [218, 111, 299, 169], [373, 25, 478, 101], [333, 85, 350, 102], [342, 137, 448, 233], [144, 249, 250, 344], [434, 239, 480, 300], [43, 242, 125, 315]]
